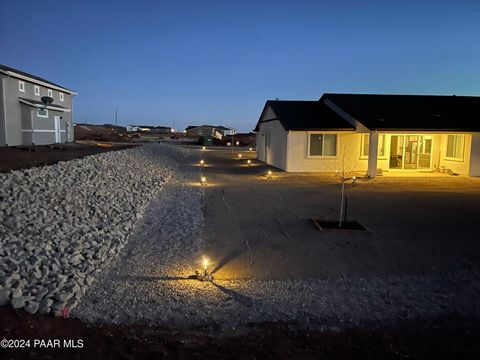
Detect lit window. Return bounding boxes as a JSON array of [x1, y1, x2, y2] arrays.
[[19, 81, 25, 92], [309, 133, 337, 156], [361, 134, 386, 157], [446, 135, 464, 160], [37, 108, 48, 118], [59, 92, 64, 101], [34, 85, 40, 96], [47, 89, 53, 97]]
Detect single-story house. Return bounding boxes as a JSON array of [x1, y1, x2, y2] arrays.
[[0, 64, 76, 146], [255, 94, 480, 177]]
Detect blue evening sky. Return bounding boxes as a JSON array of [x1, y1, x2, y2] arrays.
[[1, 0, 480, 132]]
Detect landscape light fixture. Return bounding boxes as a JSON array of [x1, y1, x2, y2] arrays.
[[267, 170, 272, 178], [352, 176, 357, 183], [200, 160, 205, 167], [247, 159, 251, 166], [249, 147, 253, 151], [202, 146, 206, 150], [201, 176, 207, 185], [195, 256, 212, 282], [238, 154, 242, 158]]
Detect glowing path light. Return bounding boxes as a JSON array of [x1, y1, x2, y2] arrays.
[[200, 159, 205, 167], [247, 159, 251, 166], [238, 154, 242, 158], [202, 146, 206, 151], [200, 176, 207, 185]]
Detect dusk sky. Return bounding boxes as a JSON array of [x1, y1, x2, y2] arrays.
[[1, 0, 480, 132]]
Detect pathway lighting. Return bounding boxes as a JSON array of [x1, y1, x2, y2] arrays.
[[202, 146, 206, 150], [352, 176, 357, 183], [200, 160, 205, 167], [238, 154, 242, 158], [201, 176, 207, 185], [247, 160, 251, 166], [249, 147, 253, 151]]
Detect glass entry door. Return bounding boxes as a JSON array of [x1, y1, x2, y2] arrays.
[[389, 135, 432, 170]]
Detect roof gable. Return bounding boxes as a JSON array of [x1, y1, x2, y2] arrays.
[[255, 100, 355, 132]]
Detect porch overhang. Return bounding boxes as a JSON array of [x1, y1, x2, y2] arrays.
[[19, 98, 71, 113]]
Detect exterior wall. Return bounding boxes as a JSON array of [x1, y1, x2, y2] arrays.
[[2, 75, 73, 146], [0, 75, 6, 146], [469, 133, 480, 176], [438, 133, 472, 175], [256, 114, 288, 170], [286, 131, 364, 172]]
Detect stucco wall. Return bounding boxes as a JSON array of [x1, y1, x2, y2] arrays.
[[286, 132, 366, 173], [256, 109, 287, 170], [438, 134, 472, 175]]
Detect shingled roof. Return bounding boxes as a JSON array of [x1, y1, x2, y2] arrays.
[[322, 93, 480, 132], [0, 64, 74, 93], [255, 100, 355, 132]]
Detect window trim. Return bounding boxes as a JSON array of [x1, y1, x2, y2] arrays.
[[360, 133, 387, 159], [445, 134, 465, 161], [37, 108, 49, 118], [59, 92, 64, 101], [19, 81, 25, 92], [307, 132, 338, 158], [34, 85, 40, 96], [47, 89, 53, 97]]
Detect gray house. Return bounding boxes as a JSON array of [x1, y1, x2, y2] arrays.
[[0, 64, 77, 146]]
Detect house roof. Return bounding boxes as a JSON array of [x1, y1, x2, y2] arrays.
[[216, 125, 235, 130], [322, 93, 480, 132], [255, 100, 355, 132], [0, 64, 75, 94]]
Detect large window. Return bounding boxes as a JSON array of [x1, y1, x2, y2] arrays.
[[446, 135, 464, 160], [37, 108, 48, 118], [309, 133, 337, 156], [361, 134, 386, 157]]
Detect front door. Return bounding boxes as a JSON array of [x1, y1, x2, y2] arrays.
[[54, 116, 61, 143]]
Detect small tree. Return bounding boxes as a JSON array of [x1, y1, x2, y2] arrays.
[[334, 141, 357, 228]]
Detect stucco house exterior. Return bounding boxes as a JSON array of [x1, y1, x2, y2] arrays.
[[0, 64, 76, 146], [255, 94, 480, 177]]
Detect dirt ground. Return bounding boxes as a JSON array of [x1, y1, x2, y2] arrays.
[[0, 143, 137, 173], [200, 149, 480, 281], [1, 306, 479, 359]]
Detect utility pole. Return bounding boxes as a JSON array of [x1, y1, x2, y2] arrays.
[[115, 105, 119, 132]]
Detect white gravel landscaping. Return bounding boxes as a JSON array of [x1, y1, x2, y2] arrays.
[[0, 144, 187, 316]]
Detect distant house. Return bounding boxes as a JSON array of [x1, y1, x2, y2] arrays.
[[186, 125, 223, 139], [216, 125, 237, 136], [0, 64, 76, 146], [255, 94, 480, 177]]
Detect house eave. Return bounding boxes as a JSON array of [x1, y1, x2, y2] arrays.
[[19, 98, 71, 112], [0, 69, 77, 95]]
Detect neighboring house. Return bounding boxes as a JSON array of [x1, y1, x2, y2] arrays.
[[0, 64, 76, 146], [216, 125, 237, 136], [186, 125, 223, 139], [255, 94, 480, 177]]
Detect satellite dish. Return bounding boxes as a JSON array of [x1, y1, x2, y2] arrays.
[[41, 96, 53, 105]]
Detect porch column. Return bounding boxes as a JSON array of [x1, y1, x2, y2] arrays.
[[367, 131, 378, 178], [469, 133, 480, 176]]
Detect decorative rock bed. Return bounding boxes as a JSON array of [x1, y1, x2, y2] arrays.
[[0, 144, 186, 316]]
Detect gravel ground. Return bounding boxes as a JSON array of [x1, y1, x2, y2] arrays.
[[0, 144, 187, 316], [75, 147, 480, 332]]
